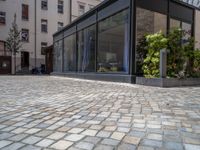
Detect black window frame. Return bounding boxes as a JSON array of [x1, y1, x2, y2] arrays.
[[21, 29, 29, 42], [22, 4, 29, 21], [0, 11, 6, 25], [58, 0, 64, 14], [41, 19, 48, 33], [41, 42, 48, 55], [41, 0, 48, 10], [58, 22, 64, 31]]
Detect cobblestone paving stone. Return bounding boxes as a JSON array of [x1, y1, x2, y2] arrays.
[[0, 76, 200, 150]]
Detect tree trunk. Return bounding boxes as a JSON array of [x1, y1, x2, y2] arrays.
[[14, 53, 16, 75]]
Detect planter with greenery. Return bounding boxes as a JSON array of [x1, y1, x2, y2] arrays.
[[136, 28, 200, 87]]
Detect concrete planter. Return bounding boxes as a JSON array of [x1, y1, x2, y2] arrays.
[[136, 77, 200, 87]]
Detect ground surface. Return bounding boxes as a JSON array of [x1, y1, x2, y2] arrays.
[[0, 76, 200, 150]]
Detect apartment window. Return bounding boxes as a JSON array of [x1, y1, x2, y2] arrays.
[[57, 22, 63, 31], [41, 0, 48, 10], [41, 42, 47, 55], [21, 29, 29, 42], [0, 41, 5, 52], [41, 19, 48, 32], [78, 4, 85, 16], [58, 0, 64, 14], [22, 4, 29, 20], [0, 12, 6, 25], [89, 5, 94, 10]]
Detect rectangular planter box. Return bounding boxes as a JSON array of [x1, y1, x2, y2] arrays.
[[136, 77, 200, 87]]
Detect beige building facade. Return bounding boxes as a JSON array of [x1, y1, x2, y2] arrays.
[[0, 0, 102, 74]]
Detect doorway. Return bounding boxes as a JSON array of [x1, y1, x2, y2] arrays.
[[21, 51, 29, 68]]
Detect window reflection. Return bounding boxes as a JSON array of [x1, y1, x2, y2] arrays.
[[136, 7, 167, 76], [64, 34, 76, 72], [53, 40, 63, 72], [78, 25, 96, 72], [97, 9, 129, 73]]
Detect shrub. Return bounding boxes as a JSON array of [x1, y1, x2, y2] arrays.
[[142, 32, 168, 78]]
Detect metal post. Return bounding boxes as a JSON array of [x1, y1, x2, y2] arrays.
[[160, 48, 167, 78]]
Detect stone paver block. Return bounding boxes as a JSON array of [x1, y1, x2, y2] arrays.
[[50, 140, 73, 150], [22, 136, 42, 144], [36, 139, 55, 147], [0, 140, 12, 149], [75, 141, 94, 150], [1, 142, 25, 150], [111, 132, 125, 140], [82, 129, 98, 136], [47, 132, 66, 140], [65, 134, 85, 142], [123, 136, 141, 145]]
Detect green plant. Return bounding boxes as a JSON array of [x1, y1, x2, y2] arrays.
[[110, 66, 118, 72], [6, 14, 22, 74], [136, 35, 148, 76], [192, 50, 200, 77], [167, 28, 187, 78], [142, 32, 168, 78]]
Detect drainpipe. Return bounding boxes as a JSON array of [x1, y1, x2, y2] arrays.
[[69, 0, 72, 23], [34, 0, 37, 68]]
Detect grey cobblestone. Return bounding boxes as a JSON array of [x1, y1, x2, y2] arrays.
[[0, 76, 200, 150]]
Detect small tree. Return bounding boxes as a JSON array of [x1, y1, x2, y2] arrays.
[[6, 14, 22, 74]]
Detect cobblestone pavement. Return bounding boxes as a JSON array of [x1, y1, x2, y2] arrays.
[[0, 76, 200, 150]]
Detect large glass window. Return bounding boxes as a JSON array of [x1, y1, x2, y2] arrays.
[[53, 40, 63, 72], [97, 9, 129, 73], [170, 18, 192, 44], [63, 34, 76, 72], [136, 7, 167, 75], [78, 25, 96, 72]]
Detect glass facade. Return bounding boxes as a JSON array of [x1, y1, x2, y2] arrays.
[[53, 40, 63, 72], [170, 18, 192, 43], [136, 7, 167, 75], [52, 0, 196, 81], [97, 9, 129, 73], [78, 25, 96, 72], [63, 34, 76, 72]]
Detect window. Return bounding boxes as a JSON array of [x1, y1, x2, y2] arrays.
[[78, 25, 96, 72], [58, 0, 64, 14], [41, 19, 48, 32], [41, 42, 47, 55], [41, 0, 48, 10], [54, 40, 63, 72], [89, 5, 94, 10], [64, 34, 76, 72], [57, 22, 63, 31], [0, 41, 5, 56], [170, 18, 192, 44], [21, 29, 29, 42], [0, 12, 6, 25], [136, 7, 167, 75], [78, 4, 85, 16], [97, 9, 130, 73], [22, 4, 29, 20]]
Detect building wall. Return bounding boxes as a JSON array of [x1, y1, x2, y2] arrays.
[[71, 0, 103, 21], [0, 0, 102, 74], [195, 10, 200, 49]]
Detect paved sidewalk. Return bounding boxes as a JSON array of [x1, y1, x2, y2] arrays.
[[0, 76, 200, 150]]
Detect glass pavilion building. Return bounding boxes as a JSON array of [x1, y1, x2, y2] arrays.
[[53, 0, 200, 83]]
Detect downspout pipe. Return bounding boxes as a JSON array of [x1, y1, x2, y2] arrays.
[[34, 0, 37, 68]]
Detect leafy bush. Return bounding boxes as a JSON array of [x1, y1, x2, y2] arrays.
[[142, 32, 168, 78], [192, 50, 200, 77], [136, 35, 148, 76], [140, 28, 200, 78]]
